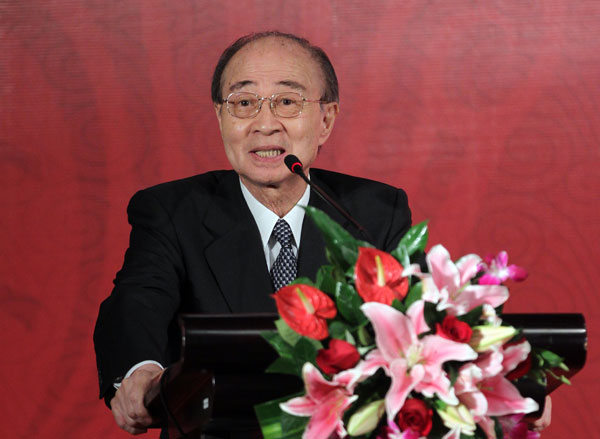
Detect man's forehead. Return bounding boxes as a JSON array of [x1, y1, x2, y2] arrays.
[[221, 37, 324, 94], [229, 79, 307, 93]]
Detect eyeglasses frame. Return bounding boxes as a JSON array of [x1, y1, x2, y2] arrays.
[[222, 91, 328, 119]]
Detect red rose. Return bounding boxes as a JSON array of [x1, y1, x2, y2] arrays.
[[316, 339, 360, 375], [397, 398, 433, 436], [355, 247, 408, 305], [436, 315, 473, 343], [272, 284, 336, 340]]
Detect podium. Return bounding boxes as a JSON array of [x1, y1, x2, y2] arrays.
[[145, 313, 586, 439]]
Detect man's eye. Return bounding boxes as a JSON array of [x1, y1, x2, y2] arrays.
[[280, 98, 296, 106], [238, 99, 251, 107]]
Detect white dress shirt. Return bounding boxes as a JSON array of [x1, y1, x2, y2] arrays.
[[239, 179, 310, 270]]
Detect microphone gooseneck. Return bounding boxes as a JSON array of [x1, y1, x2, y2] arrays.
[[284, 154, 374, 243]]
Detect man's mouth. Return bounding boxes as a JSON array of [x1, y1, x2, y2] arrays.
[[254, 149, 284, 158]]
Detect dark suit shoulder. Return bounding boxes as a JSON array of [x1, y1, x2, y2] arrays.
[[309, 168, 411, 252], [310, 168, 403, 195], [128, 170, 239, 214], [309, 168, 408, 208], [136, 170, 236, 198]]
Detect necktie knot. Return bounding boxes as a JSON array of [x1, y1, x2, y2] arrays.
[[272, 219, 293, 249]]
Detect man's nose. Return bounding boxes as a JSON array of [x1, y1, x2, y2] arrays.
[[252, 99, 281, 133]]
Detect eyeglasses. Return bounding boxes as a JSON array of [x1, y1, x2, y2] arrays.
[[222, 92, 327, 119]]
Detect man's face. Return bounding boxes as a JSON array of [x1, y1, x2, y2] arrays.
[[215, 37, 338, 191]]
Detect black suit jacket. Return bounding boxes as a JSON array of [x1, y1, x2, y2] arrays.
[[93, 169, 411, 400]]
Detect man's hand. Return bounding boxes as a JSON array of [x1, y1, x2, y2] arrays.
[[110, 364, 164, 434], [531, 395, 552, 431]]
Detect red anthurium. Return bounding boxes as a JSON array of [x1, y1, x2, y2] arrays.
[[316, 339, 361, 375], [273, 284, 336, 340], [355, 247, 408, 305]]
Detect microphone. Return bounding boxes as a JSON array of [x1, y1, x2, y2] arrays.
[[284, 155, 374, 243]]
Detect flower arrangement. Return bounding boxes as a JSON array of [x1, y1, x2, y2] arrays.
[[255, 207, 567, 439]]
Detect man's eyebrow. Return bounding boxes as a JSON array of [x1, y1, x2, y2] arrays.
[[277, 80, 306, 91], [227, 79, 307, 92], [228, 80, 255, 91]]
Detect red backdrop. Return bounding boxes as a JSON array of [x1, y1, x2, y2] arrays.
[[1, 1, 598, 437]]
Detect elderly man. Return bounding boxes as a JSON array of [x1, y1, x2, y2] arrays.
[[94, 31, 412, 435], [94, 31, 551, 437]]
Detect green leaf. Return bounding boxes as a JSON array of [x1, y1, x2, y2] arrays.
[[391, 298, 406, 313], [281, 411, 309, 438], [304, 206, 362, 269], [344, 263, 357, 280], [344, 329, 356, 345], [293, 338, 321, 369], [262, 331, 295, 360], [528, 369, 547, 387], [539, 349, 566, 368], [255, 392, 306, 439], [458, 305, 483, 326], [423, 301, 445, 329], [328, 320, 350, 339], [559, 375, 572, 385], [275, 318, 301, 347], [335, 282, 367, 325], [397, 221, 428, 256], [403, 282, 423, 310], [445, 361, 460, 386], [357, 324, 373, 346], [433, 399, 448, 411], [289, 276, 316, 287], [265, 357, 301, 376], [391, 244, 411, 270], [316, 265, 337, 295], [493, 417, 504, 439]]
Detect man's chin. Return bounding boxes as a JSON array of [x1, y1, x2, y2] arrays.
[[240, 172, 301, 192]]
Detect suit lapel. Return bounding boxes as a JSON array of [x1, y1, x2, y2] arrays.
[[203, 174, 275, 313], [202, 171, 352, 309], [297, 173, 350, 280]]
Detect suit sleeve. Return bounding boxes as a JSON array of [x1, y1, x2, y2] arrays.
[[93, 189, 184, 402], [382, 187, 412, 252]]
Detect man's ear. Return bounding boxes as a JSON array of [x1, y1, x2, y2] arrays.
[[214, 103, 224, 131], [317, 102, 339, 145]]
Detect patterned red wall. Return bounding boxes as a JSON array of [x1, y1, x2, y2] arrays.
[[1, 1, 598, 437]]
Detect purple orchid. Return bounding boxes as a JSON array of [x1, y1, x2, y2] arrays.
[[479, 251, 528, 285]]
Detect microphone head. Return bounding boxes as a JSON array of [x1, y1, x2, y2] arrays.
[[284, 154, 304, 175]]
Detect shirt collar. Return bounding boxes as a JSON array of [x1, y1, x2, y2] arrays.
[[240, 179, 310, 249]]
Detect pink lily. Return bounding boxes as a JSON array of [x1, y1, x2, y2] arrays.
[[479, 251, 528, 285], [280, 362, 357, 439], [422, 245, 509, 316], [376, 420, 420, 439], [361, 301, 478, 421], [455, 342, 538, 435]]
